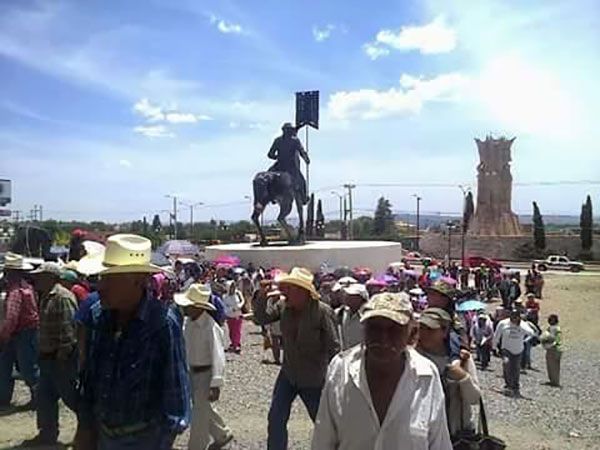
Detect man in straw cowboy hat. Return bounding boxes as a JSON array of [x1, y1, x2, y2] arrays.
[[75, 234, 191, 450], [175, 283, 234, 450], [311, 293, 452, 450], [21, 262, 79, 447], [254, 267, 340, 450], [0, 252, 39, 410]]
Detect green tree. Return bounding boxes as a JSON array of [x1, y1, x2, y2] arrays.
[[462, 191, 475, 233], [315, 199, 325, 238], [580, 195, 593, 251], [373, 197, 394, 236], [532, 201, 546, 251]]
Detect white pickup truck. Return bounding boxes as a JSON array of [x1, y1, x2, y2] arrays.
[[534, 255, 585, 272]]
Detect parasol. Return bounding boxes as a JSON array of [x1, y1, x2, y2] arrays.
[[455, 300, 487, 312], [159, 240, 199, 257]]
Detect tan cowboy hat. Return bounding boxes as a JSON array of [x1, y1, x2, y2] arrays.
[[174, 283, 216, 310], [100, 234, 161, 275], [3, 252, 33, 271], [277, 267, 320, 300]]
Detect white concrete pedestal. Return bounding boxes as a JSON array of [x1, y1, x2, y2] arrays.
[[205, 240, 403, 273]]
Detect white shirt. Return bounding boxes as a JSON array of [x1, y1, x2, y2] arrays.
[[222, 290, 245, 319], [338, 307, 364, 351], [311, 347, 452, 450], [493, 318, 535, 355], [182, 313, 226, 387]]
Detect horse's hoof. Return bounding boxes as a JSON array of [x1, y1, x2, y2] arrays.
[[260, 240, 268, 247]]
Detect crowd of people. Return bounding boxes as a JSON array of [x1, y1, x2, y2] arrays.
[[0, 233, 563, 449]]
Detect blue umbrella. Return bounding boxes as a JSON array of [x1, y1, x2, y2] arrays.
[[456, 300, 487, 312]]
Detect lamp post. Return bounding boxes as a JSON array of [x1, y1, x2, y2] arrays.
[[331, 191, 344, 238], [458, 185, 470, 267], [343, 184, 356, 240], [165, 194, 178, 239], [412, 194, 422, 251], [446, 220, 457, 265]]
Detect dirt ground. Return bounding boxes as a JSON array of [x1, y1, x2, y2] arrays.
[[1, 272, 599, 449]]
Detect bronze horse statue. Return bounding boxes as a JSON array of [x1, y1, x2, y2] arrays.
[[11, 225, 53, 259], [251, 171, 305, 246]]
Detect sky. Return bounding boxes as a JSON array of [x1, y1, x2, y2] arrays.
[[1, 0, 599, 223]]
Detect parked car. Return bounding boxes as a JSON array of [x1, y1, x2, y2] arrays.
[[465, 256, 503, 270], [534, 255, 584, 272], [401, 251, 423, 265]]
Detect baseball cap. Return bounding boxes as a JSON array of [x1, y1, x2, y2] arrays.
[[419, 307, 452, 329], [360, 292, 413, 326], [60, 269, 79, 283]]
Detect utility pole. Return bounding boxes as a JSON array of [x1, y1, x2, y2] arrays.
[[412, 194, 422, 251], [165, 195, 178, 239], [458, 185, 469, 267], [331, 191, 344, 239], [13, 210, 22, 223], [343, 184, 356, 240], [180, 201, 204, 241], [38, 205, 43, 222]]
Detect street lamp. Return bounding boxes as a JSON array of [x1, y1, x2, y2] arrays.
[[165, 194, 178, 239], [331, 191, 344, 239], [179, 200, 204, 240], [412, 194, 422, 251], [446, 220, 458, 265], [458, 185, 471, 267]]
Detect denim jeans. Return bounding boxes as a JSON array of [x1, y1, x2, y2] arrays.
[[476, 344, 491, 369], [502, 350, 522, 392], [0, 328, 39, 405], [267, 371, 322, 450], [98, 426, 175, 450], [37, 352, 79, 440], [521, 341, 532, 369]]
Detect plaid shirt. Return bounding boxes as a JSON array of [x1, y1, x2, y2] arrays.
[[0, 280, 39, 341], [79, 294, 190, 442], [38, 283, 78, 358]]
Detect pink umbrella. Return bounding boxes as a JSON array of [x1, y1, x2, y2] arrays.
[[440, 276, 458, 286], [213, 254, 241, 266]]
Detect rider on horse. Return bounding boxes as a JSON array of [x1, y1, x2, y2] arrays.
[[267, 122, 310, 205]]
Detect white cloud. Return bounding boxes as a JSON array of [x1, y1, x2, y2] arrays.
[[363, 43, 390, 60], [133, 98, 212, 124], [209, 14, 243, 34], [118, 159, 132, 168], [364, 16, 456, 58], [133, 125, 174, 138], [474, 54, 581, 139], [312, 24, 335, 42], [328, 72, 468, 120]]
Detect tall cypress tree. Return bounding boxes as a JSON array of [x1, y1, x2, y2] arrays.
[[315, 199, 325, 238], [580, 195, 593, 251], [532, 201, 546, 250], [462, 191, 475, 233], [373, 197, 394, 236]]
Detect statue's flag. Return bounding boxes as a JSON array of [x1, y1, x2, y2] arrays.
[[295, 91, 319, 129]]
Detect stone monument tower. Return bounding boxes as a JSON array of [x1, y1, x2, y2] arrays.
[[469, 136, 522, 236]]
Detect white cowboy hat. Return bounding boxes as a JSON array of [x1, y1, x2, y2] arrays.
[[277, 267, 320, 300], [100, 234, 162, 275], [174, 283, 216, 310], [3, 252, 33, 271]]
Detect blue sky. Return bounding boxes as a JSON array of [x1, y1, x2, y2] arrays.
[[1, 0, 599, 223]]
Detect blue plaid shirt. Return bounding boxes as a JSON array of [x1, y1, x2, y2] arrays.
[[79, 294, 190, 440]]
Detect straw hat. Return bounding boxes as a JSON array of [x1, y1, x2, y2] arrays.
[[174, 283, 216, 310], [31, 262, 62, 276], [3, 252, 33, 271], [277, 267, 320, 300], [100, 234, 161, 275]]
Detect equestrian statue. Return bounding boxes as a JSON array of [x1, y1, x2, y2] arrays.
[[251, 122, 310, 246]]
